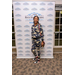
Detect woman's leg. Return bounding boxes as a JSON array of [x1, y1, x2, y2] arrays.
[[31, 40, 37, 57], [36, 39, 41, 60], [37, 47, 40, 59]]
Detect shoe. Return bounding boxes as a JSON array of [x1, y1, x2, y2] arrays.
[[34, 59, 40, 63], [34, 60, 38, 63], [33, 56, 38, 60], [37, 59, 40, 63]]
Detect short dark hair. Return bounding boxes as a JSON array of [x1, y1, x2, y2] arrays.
[[33, 16, 39, 20]]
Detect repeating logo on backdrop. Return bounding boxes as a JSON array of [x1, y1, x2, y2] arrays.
[[25, 54, 30, 56], [18, 47, 23, 49], [18, 50, 23, 52], [15, 2, 21, 5], [25, 38, 30, 41], [47, 25, 52, 27], [18, 54, 23, 56], [47, 19, 53, 21], [16, 25, 22, 28], [24, 29, 30, 32], [47, 47, 52, 49], [47, 29, 52, 32], [47, 14, 53, 17], [31, 2, 37, 5], [48, 8, 53, 11], [18, 42, 23, 45], [47, 54, 51, 56], [23, 8, 29, 10], [48, 2, 53, 5], [24, 25, 29, 28], [17, 38, 22, 41], [47, 50, 51, 52], [47, 42, 52, 45], [25, 43, 30, 45], [15, 8, 21, 10], [31, 8, 37, 11], [25, 34, 30, 37], [17, 34, 22, 36], [25, 51, 30, 53], [23, 2, 29, 5], [40, 8, 45, 11], [17, 29, 22, 32], [47, 34, 52, 36], [16, 19, 21, 22], [25, 47, 30, 49], [47, 38, 52, 41], [15, 14, 21, 17], [40, 2, 45, 5]]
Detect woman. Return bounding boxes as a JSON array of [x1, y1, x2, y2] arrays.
[[31, 16, 44, 63]]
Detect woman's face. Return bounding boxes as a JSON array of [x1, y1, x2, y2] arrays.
[[34, 17, 39, 24]]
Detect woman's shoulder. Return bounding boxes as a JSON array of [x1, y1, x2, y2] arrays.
[[39, 23, 42, 27], [39, 24, 43, 28]]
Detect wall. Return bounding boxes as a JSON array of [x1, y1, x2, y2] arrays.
[[12, 0, 62, 4], [12, 0, 62, 53]]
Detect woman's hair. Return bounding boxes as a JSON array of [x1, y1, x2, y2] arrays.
[[33, 16, 39, 20]]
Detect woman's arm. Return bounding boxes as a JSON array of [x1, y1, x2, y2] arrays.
[[40, 25, 44, 42]]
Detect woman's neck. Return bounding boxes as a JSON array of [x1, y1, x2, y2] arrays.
[[34, 23, 38, 26]]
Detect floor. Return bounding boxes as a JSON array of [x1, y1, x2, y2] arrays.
[[12, 53, 62, 75]]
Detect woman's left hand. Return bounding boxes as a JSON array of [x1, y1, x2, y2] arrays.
[[41, 41, 44, 46]]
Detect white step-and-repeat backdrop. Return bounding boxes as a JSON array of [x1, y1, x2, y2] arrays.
[[13, 1, 55, 58]]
